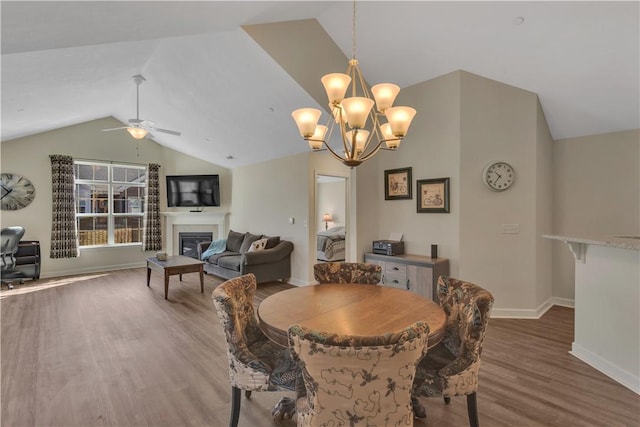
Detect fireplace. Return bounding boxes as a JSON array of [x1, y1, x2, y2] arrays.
[[161, 212, 228, 256], [179, 232, 213, 259]]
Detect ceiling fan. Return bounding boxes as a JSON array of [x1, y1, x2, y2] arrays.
[[101, 74, 181, 139]]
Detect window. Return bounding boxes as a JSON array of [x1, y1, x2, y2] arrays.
[[74, 161, 146, 247]]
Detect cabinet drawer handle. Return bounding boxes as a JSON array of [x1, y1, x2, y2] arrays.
[[391, 280, 399, 284], [392, 267, 399, 271]]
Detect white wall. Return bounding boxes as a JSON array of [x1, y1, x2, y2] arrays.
[[551, 129, 640, 300], [0, 117, 231, 278]]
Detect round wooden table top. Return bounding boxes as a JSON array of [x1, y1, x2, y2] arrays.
[[257, 283, 446, 348]]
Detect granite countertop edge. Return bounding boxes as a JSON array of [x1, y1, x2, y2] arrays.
[[543, 234, 640, 251]]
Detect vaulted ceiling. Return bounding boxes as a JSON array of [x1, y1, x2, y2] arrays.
[[2, 1, 638, 168]]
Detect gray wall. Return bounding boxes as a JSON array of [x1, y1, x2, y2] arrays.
[[551, 129, 640, 301], [351, 70, 554, 316], [0, 117, 231, 278], [230, 152, 311, 285], [3, 87, 637, 317]]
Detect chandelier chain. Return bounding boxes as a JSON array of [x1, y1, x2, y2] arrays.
[[351, 0, 357, 59]]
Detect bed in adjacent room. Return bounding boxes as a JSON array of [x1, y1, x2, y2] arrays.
[[316, 226, 346, 262]]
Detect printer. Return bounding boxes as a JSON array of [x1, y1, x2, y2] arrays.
[[372, 240, 404, 256]]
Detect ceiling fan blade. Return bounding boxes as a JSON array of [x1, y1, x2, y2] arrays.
[[100, 127, 129, 132], [153, 128, 181, 136]]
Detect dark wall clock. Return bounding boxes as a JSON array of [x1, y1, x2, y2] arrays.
[[1, 173, 36, 210]]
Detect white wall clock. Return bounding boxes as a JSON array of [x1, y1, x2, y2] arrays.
[[482, 161, 515, 191], [1, 173, 36, 210]]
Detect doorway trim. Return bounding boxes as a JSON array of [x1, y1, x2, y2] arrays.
[[314, 171, 350, 263]]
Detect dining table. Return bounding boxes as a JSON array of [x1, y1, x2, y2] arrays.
[[257, 282, 447, 421], [258, 283, 447, 348]]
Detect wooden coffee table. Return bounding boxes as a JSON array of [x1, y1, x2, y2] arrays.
[[146, 255, 204, 300]]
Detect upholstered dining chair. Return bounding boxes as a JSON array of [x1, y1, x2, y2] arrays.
[[412, 275, 494, 427], [211, 273, 300, 427], [313, 262, 382, 285], [288, 321, 429, 426]]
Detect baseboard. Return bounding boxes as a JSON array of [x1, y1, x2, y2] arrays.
[[550, 296, 575, 308], [570, 343, 640, 395], [40, 262, 146, 279], [491, 296, 575, 319], [288, 278, 313, 287]]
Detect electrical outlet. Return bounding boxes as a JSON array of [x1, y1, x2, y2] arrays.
[[288, 217, 295, 224]]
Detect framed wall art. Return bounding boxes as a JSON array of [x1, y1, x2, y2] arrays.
[[384, 167, 412, 200], [417, 177, 450, 213]]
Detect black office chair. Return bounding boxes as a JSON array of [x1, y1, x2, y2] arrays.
[[1, 226, 26, 289]]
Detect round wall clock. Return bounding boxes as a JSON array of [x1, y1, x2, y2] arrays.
[[1, 173, 36, 210], [482, 161, 515, 191]]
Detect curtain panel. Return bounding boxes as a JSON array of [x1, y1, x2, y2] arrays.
[[49, 154, 79, 258], [142, 163, 162, 251]]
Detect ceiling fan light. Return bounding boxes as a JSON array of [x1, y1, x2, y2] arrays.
[[385, 106, 416, 137], [292, 108, 322, 138], [371, 83, 400, 113], [127, 127, 149, 139], [341, 97, 374, 129], [321, 73, 352, 105]]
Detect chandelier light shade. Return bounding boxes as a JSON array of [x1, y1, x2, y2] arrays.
[[127, 127, 149, 139], [291, 0, 417, 168]]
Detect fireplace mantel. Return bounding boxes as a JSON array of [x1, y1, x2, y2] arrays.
[[161, 212, 229, 255]]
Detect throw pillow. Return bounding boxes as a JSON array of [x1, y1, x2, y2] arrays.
[[239, 232, 262, 253], [264, 236, 281, 249], [227, 230, 245, 253], [248, 238, 268, 252]]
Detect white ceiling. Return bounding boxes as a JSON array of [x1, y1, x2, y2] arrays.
[[2, 1, 638, 169]]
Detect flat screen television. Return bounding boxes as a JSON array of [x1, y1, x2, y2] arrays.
[[166, 175, 220, 207]]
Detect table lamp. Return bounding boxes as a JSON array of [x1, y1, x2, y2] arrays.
[[322, 213, 332, 230]]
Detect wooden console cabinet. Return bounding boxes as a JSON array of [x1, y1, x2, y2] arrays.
[[364, 252, 449, 301]]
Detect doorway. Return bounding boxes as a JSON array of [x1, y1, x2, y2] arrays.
[[315, 174, 348, 263]]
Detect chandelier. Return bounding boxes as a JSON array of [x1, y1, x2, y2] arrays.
[[292, 1, 416, 168]]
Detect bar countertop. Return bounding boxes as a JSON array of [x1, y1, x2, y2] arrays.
[[543, 234, 640, 251]]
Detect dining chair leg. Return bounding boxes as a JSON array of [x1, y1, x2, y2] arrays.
[[466, 392, 479, 427], [230, 386, 241, 427], [411, 396, 427, 418]]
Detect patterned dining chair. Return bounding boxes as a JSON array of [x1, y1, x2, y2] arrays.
[[211, 273, 300, 427], [313, 262, 382, 285], [412, 276, 494, 427], [288, 321, 429, 426]]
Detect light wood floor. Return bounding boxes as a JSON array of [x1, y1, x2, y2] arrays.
[[2, 269, 638, 426]]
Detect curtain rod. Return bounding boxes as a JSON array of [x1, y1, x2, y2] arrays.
[[74, 158, 157, 167]]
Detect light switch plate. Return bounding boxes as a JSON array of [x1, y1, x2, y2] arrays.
[[501, 223, 520, 234]]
